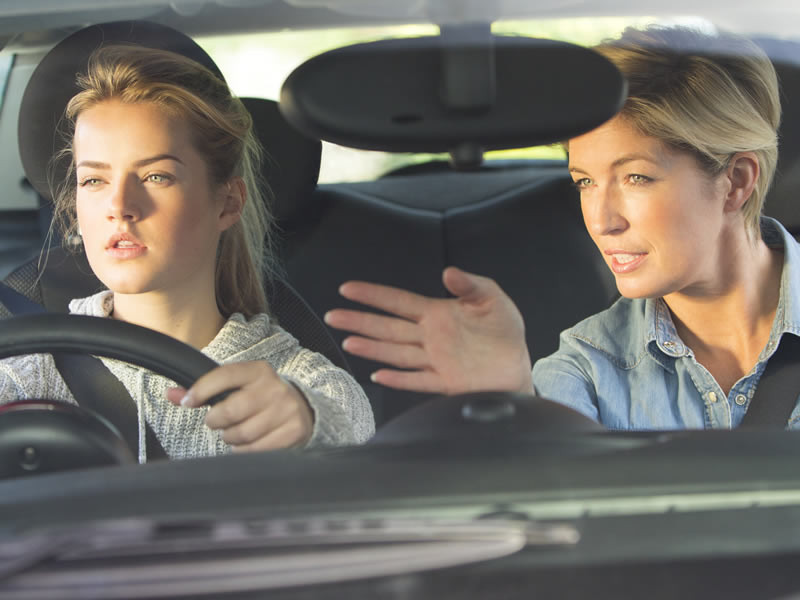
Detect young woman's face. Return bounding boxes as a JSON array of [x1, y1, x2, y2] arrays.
[[568, 115, 728, 300], [74, 100, 237, 298]]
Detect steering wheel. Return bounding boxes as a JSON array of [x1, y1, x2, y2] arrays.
[[0, 314, 222, 479]]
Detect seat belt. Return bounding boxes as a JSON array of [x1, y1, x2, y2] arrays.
[[0, 282, 167, 459], [0, 281, 44, 315], [740, 333, 800, 428]]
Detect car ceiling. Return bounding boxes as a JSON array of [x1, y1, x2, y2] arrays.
[[2, 0, 800, 44]]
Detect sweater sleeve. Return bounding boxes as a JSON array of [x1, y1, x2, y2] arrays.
[[0, 353, 76, 405], [279, 347, 375, 447]]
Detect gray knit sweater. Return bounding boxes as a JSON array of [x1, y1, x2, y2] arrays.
[[0, 291, 374, 462]]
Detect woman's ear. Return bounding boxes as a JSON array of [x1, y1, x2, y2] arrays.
[[218, 176, 246, 232], [723, 152, 760, 213]]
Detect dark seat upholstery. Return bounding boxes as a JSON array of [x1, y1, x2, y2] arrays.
[[754, 39, 800, 234], [272, 161, 617, 424]]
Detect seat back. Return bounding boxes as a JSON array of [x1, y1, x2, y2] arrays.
[[755, 39, 800, 234], [275, 162, 618, 424]]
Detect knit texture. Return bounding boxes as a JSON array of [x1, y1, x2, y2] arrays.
[[0, 291, 374, 461]]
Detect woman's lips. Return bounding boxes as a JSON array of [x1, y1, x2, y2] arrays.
[[606, 251, 647, 274], [106, 243, 147, 260], [105, 233, 147, 260]]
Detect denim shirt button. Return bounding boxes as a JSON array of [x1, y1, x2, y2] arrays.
[[708, 391, 718, 403], [735, 394, 747, 406]]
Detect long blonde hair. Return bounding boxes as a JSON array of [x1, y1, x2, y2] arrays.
[[52, 44, 275, 317], [594, 26, 781, 239]]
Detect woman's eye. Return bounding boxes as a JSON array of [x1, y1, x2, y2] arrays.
[[629, 174, 652, 185], [78, 177, 102, 187], [571, 177, 592, 190], [145, 173, 173, 184]]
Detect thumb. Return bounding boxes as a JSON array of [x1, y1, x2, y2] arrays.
[[442, 266, 496, 301]]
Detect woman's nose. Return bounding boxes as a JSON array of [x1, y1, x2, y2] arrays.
[[584, 185, 628, 237], [106, 176, 141, 222]]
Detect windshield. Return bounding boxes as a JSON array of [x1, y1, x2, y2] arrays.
[[196, 16, 697, 183]]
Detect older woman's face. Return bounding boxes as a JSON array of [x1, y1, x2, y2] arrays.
[[568, 115, 729, 301]]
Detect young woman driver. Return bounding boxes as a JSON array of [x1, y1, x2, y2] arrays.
[[325, 25, 795, 430], [0, 45, 374, 460]]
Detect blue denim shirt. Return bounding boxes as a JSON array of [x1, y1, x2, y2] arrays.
[[532, 217, 800, 431]]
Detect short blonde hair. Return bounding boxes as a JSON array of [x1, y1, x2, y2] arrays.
[[52, 44, 275, 317], [594, 26, 781, 238]]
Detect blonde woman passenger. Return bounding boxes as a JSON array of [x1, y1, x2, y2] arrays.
[[326, 25, 794, 430], [0, 45, 374, 460]]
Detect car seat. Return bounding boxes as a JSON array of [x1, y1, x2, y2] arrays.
[[754, 39, 800, 236], [269, 158, 619, 424]]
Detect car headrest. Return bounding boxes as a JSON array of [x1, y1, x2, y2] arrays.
[[279, 33, 626, 168], [240, 97, 321, 227], [18, 20, 223, 203], [766, 61, 800, 233], [754, 38, 800, 234]]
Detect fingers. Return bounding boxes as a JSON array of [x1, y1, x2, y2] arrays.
[[341, 335, 430, 369], [442, 266, 499, 301], [371, 368, 447, 394], [216, 393, 308, 448], [337, 281, 429, 320], [180, 361, 278, 408], [324, 308, 421, 343], [228, 419, 310, 452], [205, 378, 313, 450], [167, 361, 314, 452]]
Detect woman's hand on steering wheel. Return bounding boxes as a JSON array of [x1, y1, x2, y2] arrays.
[[167, 361, 314, 452]]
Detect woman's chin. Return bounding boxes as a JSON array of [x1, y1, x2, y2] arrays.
[[615, 280, 663, 300], [98, 276, 153, 296]]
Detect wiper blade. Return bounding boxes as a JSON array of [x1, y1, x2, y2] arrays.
[[0, 517, 579, 598]]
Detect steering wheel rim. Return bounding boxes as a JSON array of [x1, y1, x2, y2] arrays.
[[0, 314, 225, 479], [0, 314, 220, 387]]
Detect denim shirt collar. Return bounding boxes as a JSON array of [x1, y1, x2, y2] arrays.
[[644, 297, 686, 371], [760, 216, 800, 357], [643, 217, 800, 368]]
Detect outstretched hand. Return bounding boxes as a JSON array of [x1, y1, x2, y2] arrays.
[[167, 361, 314, 452], [324, 266, 533, 396]]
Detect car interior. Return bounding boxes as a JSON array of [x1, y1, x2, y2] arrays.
[[4, 5, 800, 599], [0, 19, 624, 429], [3, 20, 800, 429]]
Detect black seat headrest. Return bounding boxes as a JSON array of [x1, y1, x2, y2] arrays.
[[18, 20, 223, 202], [240, 97, 321, 227], [766, 59, 800, 233], [753, 38, 800, 234], [18, 20, 322, 227]]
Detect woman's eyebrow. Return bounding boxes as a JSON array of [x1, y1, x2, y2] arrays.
[[75, 160, 109, 169], [75, 154, 185, 170], [610, 153, 661, 168], [569, 153, 663, 175], [134, 154, 185, 167]]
